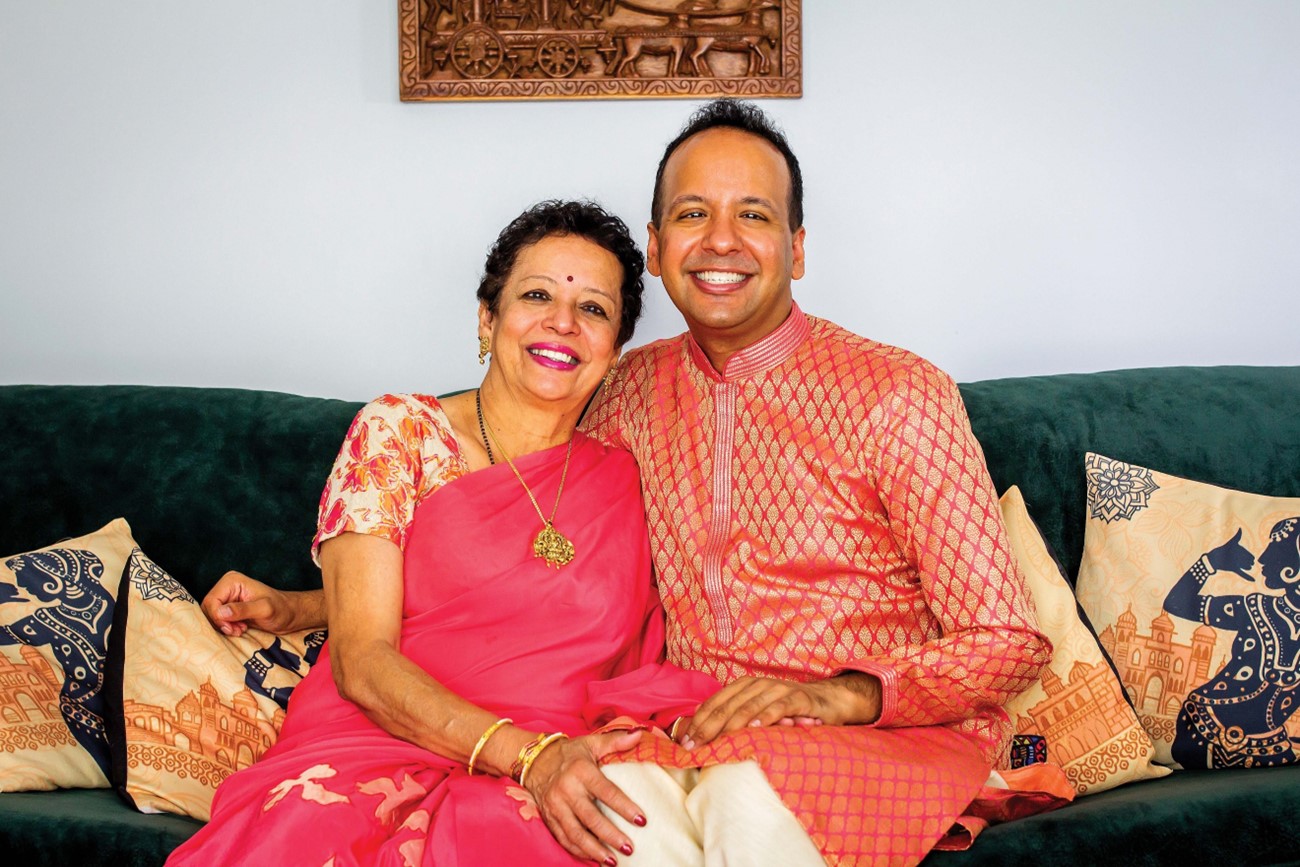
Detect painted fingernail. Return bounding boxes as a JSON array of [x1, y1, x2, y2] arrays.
[[603, 858, 617, 867], [620, 843, 634, 856], [633, 814, 647, 827]]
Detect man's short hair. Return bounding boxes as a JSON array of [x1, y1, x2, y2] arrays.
[[651, 99, 804, 230]]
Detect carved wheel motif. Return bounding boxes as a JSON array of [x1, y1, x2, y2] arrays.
[[450, 24, 505, 79], [536, 36, 581, 79]]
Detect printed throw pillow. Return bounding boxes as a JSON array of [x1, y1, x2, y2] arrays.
[[1075, 453, 1300, 770], [998, 487, 1170, 795], [107, 548, 325, 820], [0, 518, 133, 792]]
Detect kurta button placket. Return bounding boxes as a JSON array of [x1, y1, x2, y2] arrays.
[[702, 379, 738, 644]]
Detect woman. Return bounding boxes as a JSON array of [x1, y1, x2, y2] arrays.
[[1164, 519, 1300, 769], [167, 201, 721, 867]]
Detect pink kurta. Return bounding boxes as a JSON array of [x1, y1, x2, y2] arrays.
[[581, 306, 1052, 866], [168, 395, 718, 867]]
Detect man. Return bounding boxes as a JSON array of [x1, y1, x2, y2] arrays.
[[208, 100, 1049, 866], [575, 99, 1050, 866]]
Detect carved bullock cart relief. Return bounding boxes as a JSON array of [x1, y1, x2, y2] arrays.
[[399, 0, 801, 101]]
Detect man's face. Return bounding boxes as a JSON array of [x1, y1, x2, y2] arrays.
[[648, 127, 805, 357]]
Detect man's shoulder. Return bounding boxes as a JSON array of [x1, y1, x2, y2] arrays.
[[617, 333, 691, 382], [621, 333, 689, 364], [803, 315, 956, 393]]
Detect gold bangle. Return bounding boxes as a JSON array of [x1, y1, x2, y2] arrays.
[[669, 717, 684, 741], [510, 731, 569, 785], [467, 717, 513, 776], [519, 733, 569, 788]]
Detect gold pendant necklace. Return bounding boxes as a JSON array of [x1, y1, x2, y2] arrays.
[[476, 389, 576, 569]]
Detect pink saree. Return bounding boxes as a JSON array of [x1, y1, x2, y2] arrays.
[[167, 417, 717, 867]]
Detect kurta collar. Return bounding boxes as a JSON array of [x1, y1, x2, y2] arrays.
[[686, 302, 812, 383]]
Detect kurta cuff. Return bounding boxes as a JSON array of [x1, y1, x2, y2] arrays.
[[837, 659, 899, 727]]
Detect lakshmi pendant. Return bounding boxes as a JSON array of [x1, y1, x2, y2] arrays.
[[533, 522, 575, 569]]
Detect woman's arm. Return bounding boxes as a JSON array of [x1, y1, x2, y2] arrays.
[[321, 532, 515, 761], [1164, 528, 1255, 621], [202, 572, 328, 637], [321, 531, 645, 865]]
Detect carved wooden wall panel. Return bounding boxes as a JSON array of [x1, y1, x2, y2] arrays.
[[399, 0, 801, 101]]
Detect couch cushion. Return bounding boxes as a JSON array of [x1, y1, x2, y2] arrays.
[[920, 764, 1300, 866], [0, 520, 134, 791], [998, 487, 1167, 795], [1075, 454, 1300, 769], [0, 788, 201, 867], [106, 547, 324, 820]]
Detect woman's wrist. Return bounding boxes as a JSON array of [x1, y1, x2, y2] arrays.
[[467, 717, 514, 775], [512, 732, 570, 786]]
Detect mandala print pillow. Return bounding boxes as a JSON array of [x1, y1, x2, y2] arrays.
[[998, 487, 1169, 795], [107, 548, 325, 820], [0, 519, 133, 791], [1074, 453, 1300, 769]]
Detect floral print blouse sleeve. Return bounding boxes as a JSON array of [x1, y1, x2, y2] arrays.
[[311, 394, 466, 565]]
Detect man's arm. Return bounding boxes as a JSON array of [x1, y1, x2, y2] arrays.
[[201, 571, 328, 636], [843, 366, 1050, 729], [577, 363, 631, 448]]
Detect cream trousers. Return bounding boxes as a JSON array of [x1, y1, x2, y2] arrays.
[[599, 761, 826, 866]]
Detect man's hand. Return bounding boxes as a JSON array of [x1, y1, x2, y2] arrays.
[[681, 673, 881, 749], [201, 571, 303, 636], [523, 730, 646, 866]]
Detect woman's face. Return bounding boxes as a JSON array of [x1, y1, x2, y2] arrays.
[[480, 233, 623, 410], [1260, 532, 1300, 592]]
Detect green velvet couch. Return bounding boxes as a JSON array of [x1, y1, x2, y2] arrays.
[[2, 366, 1298, 866]]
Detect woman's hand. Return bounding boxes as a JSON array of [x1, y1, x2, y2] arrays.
[[523, 730, 646, 865], [201, 570, 313, 636], [1208, 528, 1256, 579]]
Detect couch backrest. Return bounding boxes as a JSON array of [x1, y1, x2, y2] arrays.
[[960, 365, 1300, 584], [0, 385, 362, 597], [3, 365, 1297, 597]]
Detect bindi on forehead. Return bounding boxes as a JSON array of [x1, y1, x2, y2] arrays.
[[567, 275, 574, 282]]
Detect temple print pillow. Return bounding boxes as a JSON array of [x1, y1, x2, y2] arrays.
[[106, 548, 325, 820], [998, 487, 1169, 795], [1074, 453, 1300, 769], [0, 519, 132, 791]]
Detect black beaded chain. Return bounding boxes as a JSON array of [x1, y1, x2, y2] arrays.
[[475, 389, 496, 465]]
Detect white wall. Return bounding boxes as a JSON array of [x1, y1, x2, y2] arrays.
[[2, 1, 1297, 401]]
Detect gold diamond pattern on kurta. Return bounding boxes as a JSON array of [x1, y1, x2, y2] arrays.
[[583, 307, 1050, 866]]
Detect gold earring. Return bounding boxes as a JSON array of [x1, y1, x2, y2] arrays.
[[478, 336, 490, 365], [603, 363, 618, 386]]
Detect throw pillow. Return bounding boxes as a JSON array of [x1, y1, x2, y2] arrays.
[[107, 548, 325, 819], [0, 519, 133, 791], [998, 487, 1170, 795], [1074, 452, 1300, 769]]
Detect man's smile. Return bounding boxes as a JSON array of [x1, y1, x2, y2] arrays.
[[692, 270, 750, 286]]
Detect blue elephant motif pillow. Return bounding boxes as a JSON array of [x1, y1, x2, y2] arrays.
[[1074, 453, 1300, 770], [105, 547, 325, 820], [0, 519, 134, 791]]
